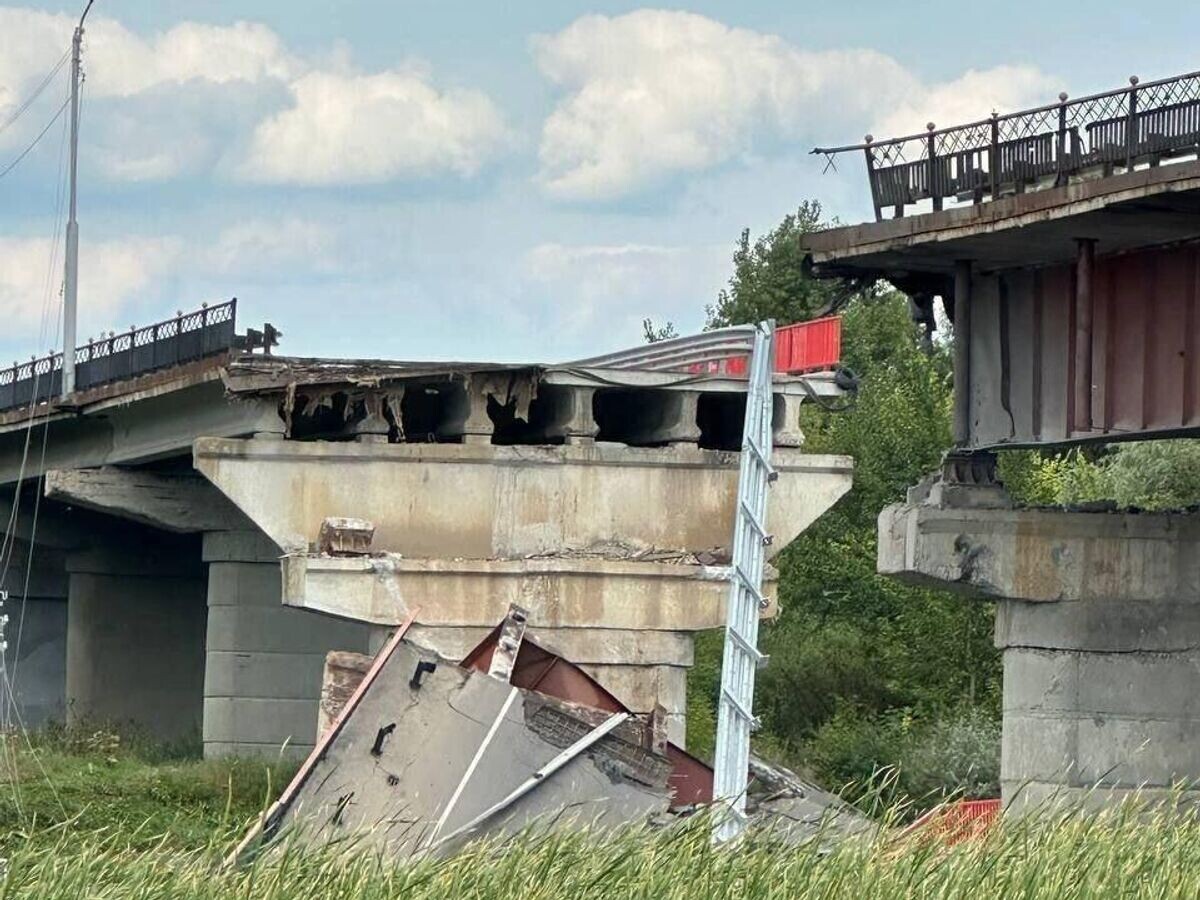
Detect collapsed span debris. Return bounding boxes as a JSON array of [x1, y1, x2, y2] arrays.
[[231, 605, 865, 864]]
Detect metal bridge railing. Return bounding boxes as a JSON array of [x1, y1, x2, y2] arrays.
[[0, 299, 237, 412], [814, 70, 1200, 221]]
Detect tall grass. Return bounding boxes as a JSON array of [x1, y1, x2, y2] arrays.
[[3, 799, 1200, 899]]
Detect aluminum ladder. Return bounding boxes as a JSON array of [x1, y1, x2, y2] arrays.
[[712, 319, 776, 844]]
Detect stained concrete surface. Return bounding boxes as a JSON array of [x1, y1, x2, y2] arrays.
[[271, 640, 670, 858]]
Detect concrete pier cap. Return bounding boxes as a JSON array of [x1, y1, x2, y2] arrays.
[[192, 361, 853, 748], [879, 468, 1200, 811]]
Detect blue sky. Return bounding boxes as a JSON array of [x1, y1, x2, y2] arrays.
[[1, 2, 1197, 364]]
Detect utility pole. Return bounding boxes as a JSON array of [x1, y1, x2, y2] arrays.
[[62, 0, 94, 398]]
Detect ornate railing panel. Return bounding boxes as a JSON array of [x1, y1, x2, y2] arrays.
[[0, 299, 236, 413], [814, 71, 1200, 220]]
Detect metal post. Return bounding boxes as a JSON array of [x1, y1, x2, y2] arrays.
[[1126, 76, 1139, 171], [953, 261, 973, 446], [989, 114, 1001, 200], [927, 124, 942, 212], [863, 136, 882, 222], [62, 2, 93, 398], [1056, 93, 1069, 185], [712, 320, 775, 844], [1073, 239, 1096, 434]]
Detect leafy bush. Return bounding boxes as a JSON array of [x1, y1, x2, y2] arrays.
[[1001, 441, 1200, 511], [897, 708, 1000, 802]]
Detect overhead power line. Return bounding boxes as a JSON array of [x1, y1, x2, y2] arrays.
[[0, 48, 70, 137], [0, 96, 70, 181]]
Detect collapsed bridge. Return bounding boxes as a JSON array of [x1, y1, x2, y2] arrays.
[[0, 309, 851, 761]]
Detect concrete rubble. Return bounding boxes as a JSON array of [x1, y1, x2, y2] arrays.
[[233, 604, 865, 862]]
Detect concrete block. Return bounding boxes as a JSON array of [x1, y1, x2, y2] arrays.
[[206, 604, 368, 655], [205, 562, 282, 608], [995, 597, 1200, 652], [282, 553, 771, 631], [203, 650, 330, 701], [579, 663, 687, 714], [203, 740, 312, 761], [194, 437, 852, 561], [66, 572, 206, 741], [881, 502, 1200, 604], [1075, 715, 1200, 787], [1002, 648, 1079, 714], [202, 529, 281, 564], [203, 696, 319, 747], [1075, 652, 1200, 720], [1001, 711, 1078, 784], [1003, 780, 1200, 815], [403, 624, 695, 667]]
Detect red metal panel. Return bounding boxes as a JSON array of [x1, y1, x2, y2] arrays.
[[776, 316, 842, 374], [971, 240, 1200, 447], [686, 316, 842, 377]]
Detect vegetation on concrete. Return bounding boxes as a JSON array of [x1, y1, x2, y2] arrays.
[[1000, 440, 1200, 511]]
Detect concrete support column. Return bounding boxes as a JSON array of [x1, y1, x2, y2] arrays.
[[65, 533, 206, 742], [772, 393, 806, 447], [2, 540, 68, 727], [536, 385, 598, 445], [202, 529, 369, 758], [879, 481, 1200, 810]]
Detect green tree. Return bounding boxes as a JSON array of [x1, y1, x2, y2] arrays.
[[706, 201, 840, 329]]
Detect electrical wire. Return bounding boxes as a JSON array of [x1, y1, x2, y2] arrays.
[[0, 96, 70, 182], [0, 48, 70, 137]]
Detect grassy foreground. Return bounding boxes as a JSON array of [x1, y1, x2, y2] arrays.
[[1, 733, 1199, 898], [3, 804, 1200, 899]]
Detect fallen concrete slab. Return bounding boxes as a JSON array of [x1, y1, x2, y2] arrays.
[[231, 607, 865, 865]]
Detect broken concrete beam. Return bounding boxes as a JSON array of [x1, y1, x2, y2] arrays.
[[46, 467, 248, 534], [316, 517, 375, 556], [282, 553, 777, 629]]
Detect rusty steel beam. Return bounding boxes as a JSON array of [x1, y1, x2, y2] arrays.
[[1074, 239, 1096, 433]]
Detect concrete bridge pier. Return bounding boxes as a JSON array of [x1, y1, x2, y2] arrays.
[[64, 531, 207, 742], [879, 472, 1200, 810], [202, 529, 368, 758]]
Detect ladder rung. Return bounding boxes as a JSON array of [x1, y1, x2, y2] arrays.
[[727, 626, 765, 664], [721, 688, 761, 730]]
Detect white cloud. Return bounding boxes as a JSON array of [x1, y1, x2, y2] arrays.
[[872, 66, 1057, 138], [202, 219, 339, 274], [0, 235, 180, 345], [0, 10, 297, 109], [238, 69, 509, 185], [524, 241, 725, 338], [0, 7, 506, 185], [533, 10, 1055, 200]]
